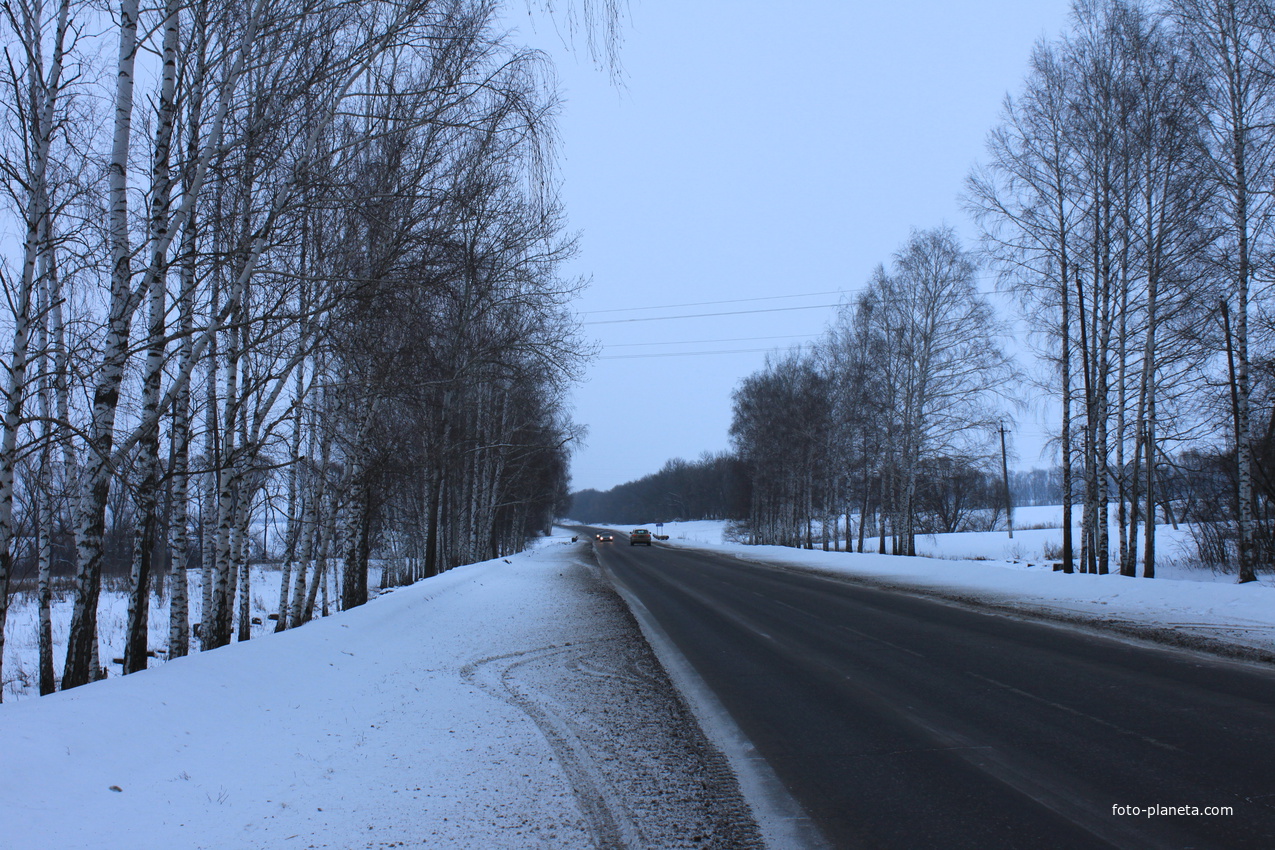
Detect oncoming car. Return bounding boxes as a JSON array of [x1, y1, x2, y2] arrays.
[[596, 532, 614, 543], [629, 528, 653, 546]]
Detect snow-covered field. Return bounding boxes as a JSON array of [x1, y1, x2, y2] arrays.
[[643, 505, 1216, 578], [0, 533, 759, 849], [623, 512, 1275, 658], [865, 505, 1209, 581], [2, 564, 382, 702]]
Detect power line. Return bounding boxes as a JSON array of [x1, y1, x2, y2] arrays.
[[600, 346, 818, 360], [604, 333, 821, 348], [580, 289, 847, 315], [583, 303, 841, 326], [581, 275, 1010, 321]]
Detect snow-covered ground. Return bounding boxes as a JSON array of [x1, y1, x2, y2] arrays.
[[641, 505, 1206, 576], [628, 512, 1275, 659], [3, 564, 382, 702], [0, 532, 760, 849]]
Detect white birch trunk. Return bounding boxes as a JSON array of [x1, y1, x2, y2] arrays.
[[321, 532, 331, 617], [123, 0, 180, 674], [290, 406, 325, 628], [200, 311, 219, 651], [210, 321, 241, 648], [234, 485, 252, 642], [303, 512, 327, 622], [35, 190, 57, 695], [62, 0, 140, 690], [275, 315, 308, 630], [166, 212, 197, 659], [166, 0, 210, 661], [290, 484, 317, 628]]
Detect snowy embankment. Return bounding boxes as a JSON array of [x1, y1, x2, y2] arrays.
[[634, 511, 1275, 659], [0, 533, 760, 850]]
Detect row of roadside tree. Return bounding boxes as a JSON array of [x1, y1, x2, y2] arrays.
[[733, 0, 1275, 582], [0, 0, 599, 699]]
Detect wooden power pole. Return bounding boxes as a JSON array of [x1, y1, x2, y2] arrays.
[[1000, 421, 1013, 539]]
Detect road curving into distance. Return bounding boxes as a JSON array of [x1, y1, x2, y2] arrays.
[[583, 527, 1275, 849]]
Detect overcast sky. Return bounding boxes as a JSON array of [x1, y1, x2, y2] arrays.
[[517, 1, 1076, 493]]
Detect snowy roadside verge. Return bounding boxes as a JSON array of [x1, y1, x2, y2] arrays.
[[0, 531, 761, 849], [647, 525, 1275, 664]]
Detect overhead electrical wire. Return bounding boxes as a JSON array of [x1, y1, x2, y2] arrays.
[[583, 278, 1012, 359], [582, 279, 1005, 324], [583, 288, 858, 357], [600, 347, 797, 360], [579, 288, 848, 315], [583, 303, 841, 325], [603, 333, 821, 348]]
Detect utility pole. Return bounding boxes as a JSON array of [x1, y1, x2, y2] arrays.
[[1000, 421, 1013, 539]]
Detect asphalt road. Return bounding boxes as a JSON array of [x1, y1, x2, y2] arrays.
[[584, 529, 1275, 849]]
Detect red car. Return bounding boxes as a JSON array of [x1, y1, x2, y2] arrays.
[[629, 528, 653, 546]]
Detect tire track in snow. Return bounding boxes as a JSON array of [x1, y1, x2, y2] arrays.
[[462, 642, 644, 850], [459, 555, 764, 850]]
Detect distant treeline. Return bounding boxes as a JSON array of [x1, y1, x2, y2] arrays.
[[568, 454, 750, 525], [567, 453, 1066, 527]]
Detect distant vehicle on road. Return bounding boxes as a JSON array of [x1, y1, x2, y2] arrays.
[[630, 528, 653, 546], [596, 532, 614, 543]]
